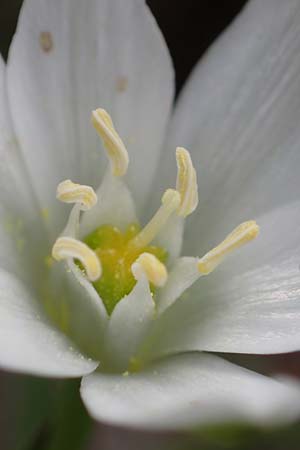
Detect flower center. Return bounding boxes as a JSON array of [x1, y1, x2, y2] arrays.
[[51, 107, 259, 320], [83, 223, 167, 314]]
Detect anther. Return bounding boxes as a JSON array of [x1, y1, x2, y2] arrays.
[[92, 108, 129, 177], [52, 237, 102, 282], [129, 189, 181, 249], [176, 147, 198, 217], [57, 180, 97, 210], [198, 221, 259, 275], [131, 252, 168, 287]]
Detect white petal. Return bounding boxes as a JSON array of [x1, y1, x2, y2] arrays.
[[48, 263, 107, 361], [159, 0, 300, 256], [156, 257, 199, 314], [0, 268, 98, 377], [106, 276, 155, 372], [80, 171, 137, 237], [7, 0, 174, 237], [0, 57, 36, 217], [0, 57, 44, 279], [144, 202, 300, 357], [154, 214, 184, 264], [81, 353, 300, 430]]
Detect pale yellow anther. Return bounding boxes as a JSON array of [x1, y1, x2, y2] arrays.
[[131, 252, 168, 287], [198, 221, 259, 275], [92, 108, 129, 177], [176, 147, 198, 217], [56, 180, 97, 210], [129, 189, 181, 249], [52, 237, 102, 282]]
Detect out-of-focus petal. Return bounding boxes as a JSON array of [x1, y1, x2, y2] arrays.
[[81, 352, 300, 430], [0, 268, 98, 377]]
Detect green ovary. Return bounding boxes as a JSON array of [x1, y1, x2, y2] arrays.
[[83, 223, 167, 315]]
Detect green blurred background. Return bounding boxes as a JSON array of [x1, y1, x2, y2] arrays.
[[0, 1, 300, 449]]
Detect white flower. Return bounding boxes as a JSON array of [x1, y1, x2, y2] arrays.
[[1, 0, 300, 430]]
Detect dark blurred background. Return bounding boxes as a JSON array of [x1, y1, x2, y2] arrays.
[[1, 1, 300, 449]]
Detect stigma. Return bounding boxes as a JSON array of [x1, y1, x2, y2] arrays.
[[56, 179, 97, 210], [52, 237, 102, 281], [92, 108, 129, 177], [51, 107, 259, 315]]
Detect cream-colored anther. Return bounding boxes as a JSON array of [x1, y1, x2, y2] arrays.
[[92, 108, 129, 177], [198, 221, 259, 275], [176, 147, 198, 217], [52, 237, 102, 282], [57, 180, 97, 210], [129, 189, 181, 249], [131, 253, 168, 287]]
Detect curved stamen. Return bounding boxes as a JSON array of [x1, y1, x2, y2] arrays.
[[57, 179, 97, 210], [92, 108, 129, 177], [52, 237, 102, 282], [129, 189, 181, 249], [198, 221, 259, 275], [176, 147, 198, 217], [131, 252, 168, 287]]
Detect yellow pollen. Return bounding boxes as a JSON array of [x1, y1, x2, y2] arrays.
[[198, 221, 259, 275], [84, 223, 167, 314], [176, 147, 198, 217], [56, 180, 97, 210], [52, 237, 102, 282], [129, 189, 181, 250], [131, 252, 168, 287], [92, 108, 129, 177], [40, 208, 49, 221], [44, 255, 54, 268]]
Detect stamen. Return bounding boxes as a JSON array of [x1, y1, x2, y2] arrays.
[[131, 252, 168, 287], [176, 147, 198, 217], [92, 108, 129, 177], [129, 189, 181, 249], [52, 237, 102, 282], [198, 221, 259, 275], [57, 179, 97, 210]]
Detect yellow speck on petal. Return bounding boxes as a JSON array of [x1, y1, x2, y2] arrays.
[[16, 219, 23, 232], [131, 252, 167, 287], [4, 216, 14, 234], [56, 180, 97, 210], [127, 136, 136, 145], [60, 300, 70, 334], [128, 357, 143, 373], [176, 147, 198, 217], [4, 216, 23, 234], [44, 255, 54, 268], [40, 208, 49, 221], [39, 31, 53, 53], [16, 238, 25, 253], [92, 108, 129, 177], [52, 237, 102, 282], [198, 220, 259, 275], [116, 76, 129, 92]]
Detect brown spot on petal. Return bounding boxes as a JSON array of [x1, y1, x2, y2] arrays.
[[39, 32, 53, 53], [116, 76, 128, 93]]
